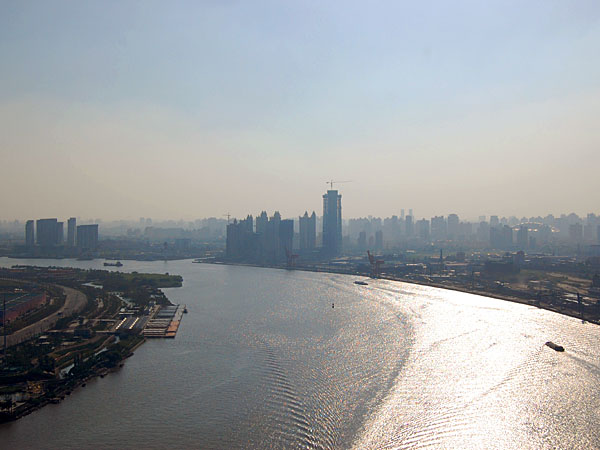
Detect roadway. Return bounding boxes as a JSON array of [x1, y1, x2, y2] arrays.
[[4, 286, 88, 347]]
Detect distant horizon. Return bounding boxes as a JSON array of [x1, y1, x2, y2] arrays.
[[2, 208, 599, 226]]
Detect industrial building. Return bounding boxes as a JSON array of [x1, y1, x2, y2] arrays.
[[0, 291, 47, 323]]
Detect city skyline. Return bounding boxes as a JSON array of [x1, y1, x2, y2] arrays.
[[1, 1, 599, 220]]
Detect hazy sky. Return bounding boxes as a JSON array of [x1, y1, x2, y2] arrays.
[[1, 1, 599, 221]]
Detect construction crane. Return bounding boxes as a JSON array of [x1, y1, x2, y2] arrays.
[[222, 213, 232, 224], [367, 250, 384, 278], [326, 180, 352, 190]]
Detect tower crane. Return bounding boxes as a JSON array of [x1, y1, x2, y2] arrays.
[[222, 213, 232, 224], [326, 180, 352, 190]]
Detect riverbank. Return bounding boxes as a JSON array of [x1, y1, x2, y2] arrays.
[[211, 260, 600, 326], [0, 265, 186, 424], [0, 335, 145, 424]]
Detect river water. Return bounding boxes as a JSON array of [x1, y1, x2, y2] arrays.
[[0, 258, 599, 449]]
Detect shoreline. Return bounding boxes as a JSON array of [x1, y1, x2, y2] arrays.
[[209, 260, 599, 326], [1, 336, 145, 424]]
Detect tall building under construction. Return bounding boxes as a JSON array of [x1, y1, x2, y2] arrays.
[[322, 190, 342, 256]]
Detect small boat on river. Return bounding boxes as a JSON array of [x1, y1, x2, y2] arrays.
[[354, 281, 368, 286], [545, 341, 565, 352]]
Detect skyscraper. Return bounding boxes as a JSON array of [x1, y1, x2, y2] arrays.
[[430, 216, 447, 240], [255, 211, 268, 235], [67, 217, 76, 246], [358, 231, 367, 250], [322, 190, 342, 256], [36, 218, 59, 246], [490, 215, 500, 228], [56, 222, 64, 244], [265, 212, 281, 262], [517, 225, 528, 250], [77, 224, 99, 251], [25, 220, 35, 246], [417, 219, 430, 240], [375, 230, 383, 250], [405, 215, 414, 237], [299, 211, 316, 251], [279, 219, 294, 258], [447, 214, 459, 240]]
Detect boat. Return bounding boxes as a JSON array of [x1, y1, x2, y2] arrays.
[[545, 341, 565, 352], [354, 281, 368, 286], [104, 261, 123, 267]]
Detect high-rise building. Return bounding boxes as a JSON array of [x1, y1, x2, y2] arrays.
[[358, 231, 367, 250], [477, 221, 490, 242], [67, 217, 76, 246], [405, 215, 414, 237], [36, 218, 59, 246], [490, 216, 500, 228], [517, 225, 528, 250], [417, 219, 430, 241], [447, 214, 459, 240], [25, 220, 35, 246], [279, 219, 294, 257], [322, 190, 342, 256], [492, 225, 514, 248], [226, 216, 255, 260], [264, 212, 281, 262], [56, 222, 64, 244], [375, 230, 383, 250], [569, 223, 583, 243], [76, 224, 99, 251], [256, 211, 268, 235], [299, 211, 316, 251], [430, 216, 447, 240]]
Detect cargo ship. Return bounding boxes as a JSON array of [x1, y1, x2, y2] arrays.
[[104, 261, 123, 267]]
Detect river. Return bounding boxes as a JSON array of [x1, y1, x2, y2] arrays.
[[0, 258, 598, 449]]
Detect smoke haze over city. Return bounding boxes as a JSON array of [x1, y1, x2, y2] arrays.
[[1, 1, 599, 221]]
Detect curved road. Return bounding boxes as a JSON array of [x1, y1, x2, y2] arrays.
[[4, 286, 87, 347]]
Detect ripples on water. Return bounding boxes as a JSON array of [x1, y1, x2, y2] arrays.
[[354, 281, 600, 449], [0, 259, 599, 449]]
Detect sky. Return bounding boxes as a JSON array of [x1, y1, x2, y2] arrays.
[[1, 0, 599, 222]]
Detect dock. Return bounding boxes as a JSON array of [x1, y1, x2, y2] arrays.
[[142, 304, 185, 338]]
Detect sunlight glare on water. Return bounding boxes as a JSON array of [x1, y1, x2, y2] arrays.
[[353, 280, 600, 450]]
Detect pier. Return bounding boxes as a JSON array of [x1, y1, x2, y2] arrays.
[[142, 304, 185, 338]]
